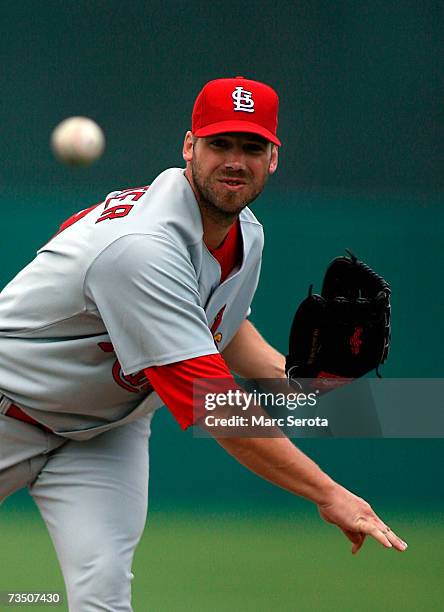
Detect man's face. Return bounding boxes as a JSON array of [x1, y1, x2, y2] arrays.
[[183, 132, 278, 219]]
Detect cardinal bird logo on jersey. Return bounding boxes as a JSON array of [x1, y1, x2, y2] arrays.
[[98, 342, 153, 394], [210, 305, 226, 344]]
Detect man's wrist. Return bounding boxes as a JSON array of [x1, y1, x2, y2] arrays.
[[303, 473, 338, 506]]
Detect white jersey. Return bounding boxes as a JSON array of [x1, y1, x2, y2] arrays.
[[0, 168, 263, 439]]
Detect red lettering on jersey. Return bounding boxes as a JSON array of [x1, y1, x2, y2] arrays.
[[96, 204, 134, 223], [111, 360, 152, 393], [96, 186, 150, 223], [56, 185, 151, 234], [98, 342, 153, 394], [103, 188, 148, 209]]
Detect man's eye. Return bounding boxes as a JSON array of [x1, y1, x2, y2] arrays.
[[245, 144, 265, 153], [210, 139, 229, 148]]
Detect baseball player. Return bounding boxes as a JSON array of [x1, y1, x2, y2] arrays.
[[0, 76, 407, 611]]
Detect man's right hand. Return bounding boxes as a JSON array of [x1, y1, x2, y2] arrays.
[[215, 434, 408, 555], [317, 483, 408, 554]]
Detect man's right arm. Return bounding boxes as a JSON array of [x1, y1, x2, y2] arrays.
[[215, 434, 408, 555], [145, 352, 407, 555]]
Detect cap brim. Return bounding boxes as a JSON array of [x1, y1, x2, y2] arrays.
[[193, 120, 281, 146]]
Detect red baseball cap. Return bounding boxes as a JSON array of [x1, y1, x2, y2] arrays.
[[192, 76, 281, 146]]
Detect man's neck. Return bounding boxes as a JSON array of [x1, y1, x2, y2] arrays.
[[200, 213, 235, 250]]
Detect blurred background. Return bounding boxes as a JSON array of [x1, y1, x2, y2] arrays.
[[1, 1, 443, 610]]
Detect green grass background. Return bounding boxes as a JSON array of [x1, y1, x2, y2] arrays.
[[0, 504, 441, 612]]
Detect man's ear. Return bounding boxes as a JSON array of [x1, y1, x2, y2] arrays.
[[268, 145, 278, 175], [182, 131, 194, 163]]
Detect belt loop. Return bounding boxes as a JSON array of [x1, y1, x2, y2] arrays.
[[0, 394, 13, 414]]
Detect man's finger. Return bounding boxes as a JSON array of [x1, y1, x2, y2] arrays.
[[351, 532, 365, 555], [341, 528, 366, 554], [359, 520, 407, 551], [371, 517, 408, 551], [374, 521, 408, 551], [385, 528, 408, 552]]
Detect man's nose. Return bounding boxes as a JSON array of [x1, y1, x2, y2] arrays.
[[224, 148, 246, 171]]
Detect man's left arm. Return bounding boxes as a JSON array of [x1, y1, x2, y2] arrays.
[[221, 319, 285, 379]]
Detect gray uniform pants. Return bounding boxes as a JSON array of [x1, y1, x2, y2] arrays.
[[0, 402, 152, 612]]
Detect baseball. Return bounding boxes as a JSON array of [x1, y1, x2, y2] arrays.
[[51, 116, 105, 166]]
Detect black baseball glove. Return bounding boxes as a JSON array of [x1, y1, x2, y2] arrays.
[[285, 250, 391, 386]]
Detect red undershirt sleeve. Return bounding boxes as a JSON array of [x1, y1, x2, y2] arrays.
[[144, 353, 237, 430]]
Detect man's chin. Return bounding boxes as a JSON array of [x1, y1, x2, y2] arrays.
[[213, 186, 256, 211], [194, 178, 258, 217], [216, 198, 248, 216]]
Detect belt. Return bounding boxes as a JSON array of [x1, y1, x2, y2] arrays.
[[5, 404, 53, 433]]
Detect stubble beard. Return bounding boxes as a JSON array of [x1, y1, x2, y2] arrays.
[[191, 159, 266, 226]]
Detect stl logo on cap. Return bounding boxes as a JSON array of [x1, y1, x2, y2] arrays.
[[232, 86, 254, 113], [191, 76, 281, 146]]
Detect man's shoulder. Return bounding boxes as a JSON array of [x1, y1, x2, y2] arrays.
[[102, 167, 184, 203], [47, 168, 200, 252], [102, 184, 151, 203], [100, 168, 202, 246]]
